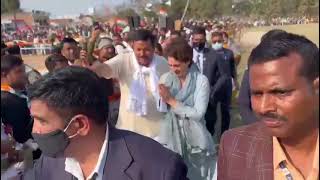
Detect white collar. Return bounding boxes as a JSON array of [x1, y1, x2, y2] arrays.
[[132, 54, 159, 72], [65, 125, 109, 180], [193, 49, 205, 61]]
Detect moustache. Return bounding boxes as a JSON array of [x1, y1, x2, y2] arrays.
[[257, 113, 287, 122]]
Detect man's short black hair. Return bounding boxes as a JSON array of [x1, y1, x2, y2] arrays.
[[211, 31, 223, 38], [27, 66, 109, 125], [1, 55, 24, 76], [45, 54, 68, 72], [248, 32, 319, 81], [132, 29, 156, 47], [7, 45, 21, 55], [260, 29, 287, 42], [192, 26, 206, 36], [60, 37, 78, 48], [123, 31, 136, 42]]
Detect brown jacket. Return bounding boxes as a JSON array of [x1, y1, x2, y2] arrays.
[[218, 122, 274, 180]]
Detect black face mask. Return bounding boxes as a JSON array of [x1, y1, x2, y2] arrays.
[[32, 130, 70, 158], [192, 42, 206, 51], [32, 118, 79, 158]]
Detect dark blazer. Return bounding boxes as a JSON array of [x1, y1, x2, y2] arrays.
[[1, 91, 33, 143], [21, 127, 189, 180], [216, 48, 236, 79], [202, 48, 229, 105], [218, 122, 274, 180], [238, 69, 258, 124]]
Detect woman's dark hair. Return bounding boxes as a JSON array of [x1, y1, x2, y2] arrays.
[[166, 38, 193, 65], [155, 43, 163, 55], [192, 26, 206, 36]]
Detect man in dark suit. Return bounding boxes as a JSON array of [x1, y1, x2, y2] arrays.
[[211, 31, 239, 137], [237, 68, 258, 124], [191, 27, 229, 136], [20, 66, 188, 180], [218, 31, 319, 179]]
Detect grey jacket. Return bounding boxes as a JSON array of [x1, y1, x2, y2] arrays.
[[21, 128, 188, 180]]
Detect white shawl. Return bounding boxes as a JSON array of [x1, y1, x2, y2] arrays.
[[127, 55, 167, 116]]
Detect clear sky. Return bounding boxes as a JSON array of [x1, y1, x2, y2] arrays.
[[20, 0, 127, 18]]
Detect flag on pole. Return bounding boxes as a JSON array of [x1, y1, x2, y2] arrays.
[[116, 18, 128, 28]]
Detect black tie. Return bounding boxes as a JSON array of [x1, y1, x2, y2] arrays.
[[90, 173, 98, 180]]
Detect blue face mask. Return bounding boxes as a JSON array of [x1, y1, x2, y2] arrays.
[[212, 43, 223, 50]]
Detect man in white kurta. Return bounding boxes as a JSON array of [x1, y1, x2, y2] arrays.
[[92, 31, 169, 138]]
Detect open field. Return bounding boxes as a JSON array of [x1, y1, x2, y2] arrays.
[[237, 23, 319, 80], [22, 55, 48, 74]]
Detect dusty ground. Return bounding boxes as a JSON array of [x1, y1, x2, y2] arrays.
[[22, 55, 48, 74]]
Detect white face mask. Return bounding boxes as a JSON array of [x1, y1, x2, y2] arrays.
[[212, 43, 223, 50]]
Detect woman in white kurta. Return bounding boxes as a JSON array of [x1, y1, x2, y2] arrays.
[[157, 39, 217, 180]]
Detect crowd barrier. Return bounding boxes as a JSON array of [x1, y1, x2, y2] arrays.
[[20, 45, 53, 55]]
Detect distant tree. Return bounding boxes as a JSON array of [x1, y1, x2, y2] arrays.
[[298, 0, 317, 17], [168, 0, 188, 20], [281, 0, 300, 17], [1, 0, 20, 14], [108, 0, 318, 21], [234, 0, 253, 17], [1, 0, 21, 31], [265, 0, 283, 18]]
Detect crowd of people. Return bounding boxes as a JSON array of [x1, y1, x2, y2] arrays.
[[1, 15, 319, 180]]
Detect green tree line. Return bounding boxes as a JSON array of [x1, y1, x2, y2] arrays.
[[129, 0, 318, 20]]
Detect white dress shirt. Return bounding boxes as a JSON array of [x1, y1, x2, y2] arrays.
[[65, 125, 109, 180], [192, 49, 205, 74]]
